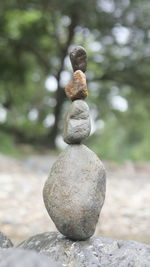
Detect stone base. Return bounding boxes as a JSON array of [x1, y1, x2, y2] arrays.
[[0, 232, 13, 249], [18, 232, 150, 267], [0, 248, 61, 267]]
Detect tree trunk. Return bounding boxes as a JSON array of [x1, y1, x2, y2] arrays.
[[48, 87, 65, 148]]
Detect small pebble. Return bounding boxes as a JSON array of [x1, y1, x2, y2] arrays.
[[69, 46, 87, 72], [65, 70, 88, 101]]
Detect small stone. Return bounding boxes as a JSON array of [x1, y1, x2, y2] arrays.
[[69, 46, 87, 72], [0, 232, 13, 249], [63, 100, 91, 144], [43, 144, 106, 241], [65, 70, 88, 101]]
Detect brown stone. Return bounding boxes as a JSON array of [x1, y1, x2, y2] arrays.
[[65, 70, 88, 101]]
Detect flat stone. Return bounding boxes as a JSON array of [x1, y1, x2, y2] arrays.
[[63, 100, 91, 144], [0, 248, 62, 267], [65, 70, 88, 101], [69, 46, 87, 72], [43, 144, 106, 241], [18, 232, 150, 267], [0, 232, 13, 248]]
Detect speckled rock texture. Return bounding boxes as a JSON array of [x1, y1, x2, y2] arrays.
[[63, 100, 91, 144], [18, 232, 150, 267], [0, 248, 62, 267], [69, 46, 87, 73], [65, 70, 88, 101], [43, 145, 106, 241], [0, 232, 13, 248]]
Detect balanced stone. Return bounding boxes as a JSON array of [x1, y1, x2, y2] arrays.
[[69, 46, 87, 72], [63, 100, 91, 144], [43, 144, 106, 241], [65, 70, 88, 101]]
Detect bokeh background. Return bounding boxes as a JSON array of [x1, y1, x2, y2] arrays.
[[0, 0, 150, 244]]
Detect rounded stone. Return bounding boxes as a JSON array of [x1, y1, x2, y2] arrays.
[[69, 46, 87, 72], [65, 70, 88, 101], [63, 100, 91, 144], [43, 144, 106, 241]]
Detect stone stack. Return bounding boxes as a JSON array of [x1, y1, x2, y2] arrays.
[[43, 46, 106, 241]]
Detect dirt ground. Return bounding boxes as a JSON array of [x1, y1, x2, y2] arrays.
[[0, 153, 149, 245]]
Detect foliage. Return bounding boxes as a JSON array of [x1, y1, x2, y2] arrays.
[[0, 0, 150, 161], [0, 131, 20, 157]]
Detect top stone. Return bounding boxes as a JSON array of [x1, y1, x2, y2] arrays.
[[69, 46, 87, 72]]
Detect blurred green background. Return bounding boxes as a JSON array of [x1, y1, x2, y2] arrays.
[[0, 0, 150, 161]]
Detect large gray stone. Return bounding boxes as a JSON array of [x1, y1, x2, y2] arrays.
[[63, 100, 91, 144], [43, 144, 106, 241], [18, 232, 150, 267], [0, 248, 62, 267], [0, 232, 13, 248]]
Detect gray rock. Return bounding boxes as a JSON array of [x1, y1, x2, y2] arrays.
[[63, 100, 91, 144], [43, 144, 106, 241], [0, 232, 13, 248], [18, 232, 150, 267], [0, 248, 62, 267]]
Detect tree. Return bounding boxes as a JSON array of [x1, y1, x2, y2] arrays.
[[0, 0, 150, 159]]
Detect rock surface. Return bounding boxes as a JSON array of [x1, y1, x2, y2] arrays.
[[65, 70, 88, 101], [63, 100, 91, 144], [43, 144, 106, 240], [0, 248, 62, 267], [18, 232, 150, 267], [69, 46, 87, 72], [0, 232, 13, 248]]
